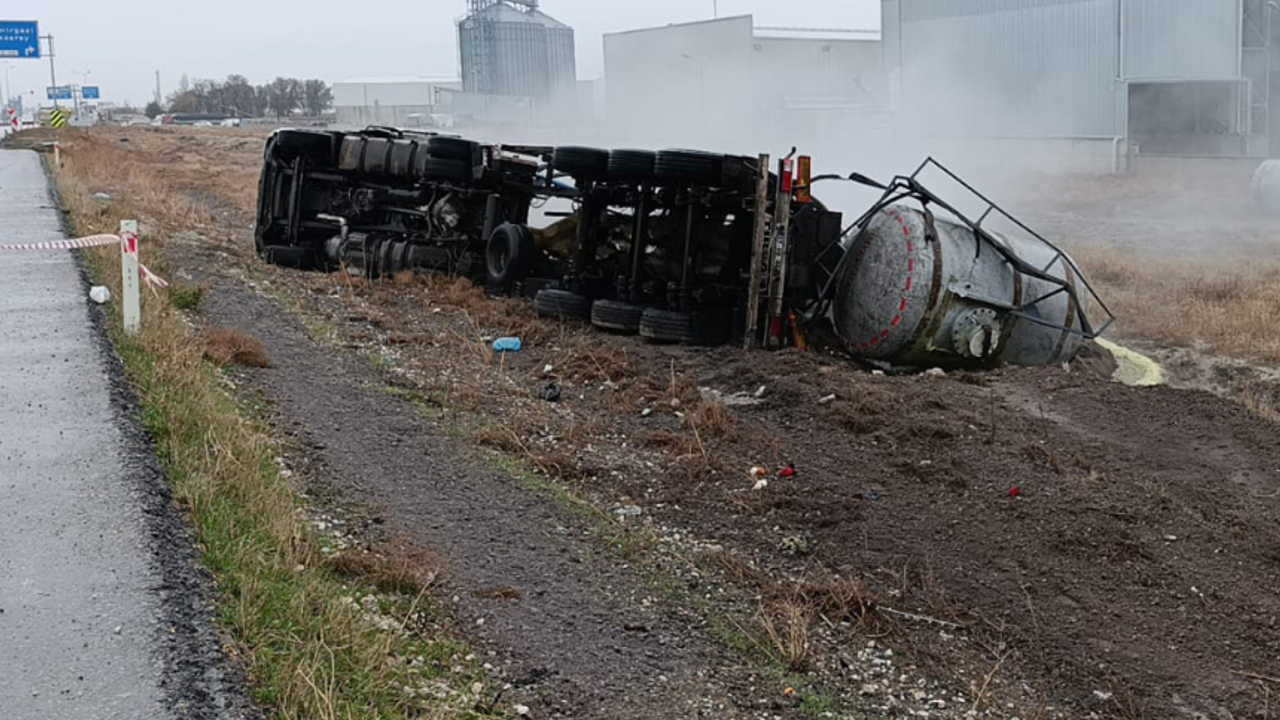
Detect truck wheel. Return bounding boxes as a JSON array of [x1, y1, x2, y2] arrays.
[[554, 146, 610, 180], [388, 140, 417, 179], [271, 129, 337, 166], [534, 288, 591, 320], [607, 150, 657, 182], [416, 155, 471, 182], [362, 138, 393, 175], [655, 150, 724, 186], [486, 223, 535, 291], [260, 245, 320, 271], [591, 300, 645, 333], [427, 137, 478, 162], [640, 308, 697, 343]]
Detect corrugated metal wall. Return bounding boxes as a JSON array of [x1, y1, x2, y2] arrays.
[[888, 0, 1246, 139], [1122, 0, 1240, 79], [895, 0, 1120, 137]]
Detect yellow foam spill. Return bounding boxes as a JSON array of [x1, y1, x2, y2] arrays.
[[1095, 338, 1165, 387]]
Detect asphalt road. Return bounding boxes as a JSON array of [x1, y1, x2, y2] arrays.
[[0, 149, 203, 719]]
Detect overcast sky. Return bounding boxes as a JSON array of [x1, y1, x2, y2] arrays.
[[5, 0, 880, 108]]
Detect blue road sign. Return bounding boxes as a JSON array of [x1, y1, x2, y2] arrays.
[[0, 21, 39, 59], [46, 86, 72, 101], [81, 86, 100, 100]]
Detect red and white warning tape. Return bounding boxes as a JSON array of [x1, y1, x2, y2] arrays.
[[140, 264, 169, 291], [0, 233, 170, 291], [0, 234, 122, 252]]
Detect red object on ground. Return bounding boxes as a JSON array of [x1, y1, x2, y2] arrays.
[[778, 463, 797, 479], [1009, 486, 1022, 498]]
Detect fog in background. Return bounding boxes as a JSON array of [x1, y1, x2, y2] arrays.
[[6, 0, 878, 106]]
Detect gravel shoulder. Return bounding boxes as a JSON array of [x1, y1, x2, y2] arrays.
[[0, 148, 255, 720]]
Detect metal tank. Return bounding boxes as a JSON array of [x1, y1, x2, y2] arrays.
[[831, 204, 1086, 369], [459, 0, 577, 102], [1252, 159, 1280, 214]]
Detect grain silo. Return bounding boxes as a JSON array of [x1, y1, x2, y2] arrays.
[[458, 0, 577, 103]]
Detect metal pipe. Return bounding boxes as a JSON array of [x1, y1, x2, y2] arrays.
[[743, 154, 771, 349], [628, 185, 649, 301], [679, 193, 697, 311]]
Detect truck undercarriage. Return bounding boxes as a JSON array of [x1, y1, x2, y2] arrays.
[[256, 127, 1112, 366]]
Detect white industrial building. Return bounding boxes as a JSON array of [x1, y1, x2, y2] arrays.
[[333, 77, 463, 128], [603, 16, 884, 150], [882, 0, 1279, 171]]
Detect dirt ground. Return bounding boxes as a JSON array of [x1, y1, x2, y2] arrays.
[[48, 127, 1280, 719]]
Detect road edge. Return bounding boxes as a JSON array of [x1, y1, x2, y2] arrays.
[[40, 150, 262, 720]]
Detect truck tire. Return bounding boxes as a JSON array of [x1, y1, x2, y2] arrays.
[[415, 154, 471, 182], [260, 244, 320, 270], [363, 138, 392, 175], [640, 308, 697, 343], [338, 135, 364, 171], [608, 150, 657, 182], [591, 300, 645, 333], [534, 288, 591, 320], [554, 146, 610, 180], [426, 136, 477, 162], [272, 129, 337, 166], [486, 223, 535, 291], [388, 140, 418, 179], [656, 150, 724, 186]]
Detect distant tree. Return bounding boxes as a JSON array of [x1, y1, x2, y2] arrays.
[[144, 101, 163, 119], [166, 90, 198, 114], [222, 74, 258, 117], [262, 77, 301, 118], [301, 79, 333, 117]]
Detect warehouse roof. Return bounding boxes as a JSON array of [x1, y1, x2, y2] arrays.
[[336, 76, 461, 85], [754, 26, 880, 42]]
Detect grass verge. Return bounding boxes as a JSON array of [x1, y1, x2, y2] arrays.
[[53, 145, 496, 720]]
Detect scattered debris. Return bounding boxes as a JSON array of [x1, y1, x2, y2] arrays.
[[539, 382, 562, 403], [778, 463, 796, 479], [492, 337, 522, 353], [819, 393, 837, 405], [1009, 486, 1022, 498], [92, 192, 111, 202], [610, 505, 643, 519], [89, 286, 111, 304], [699, 386, 764, 407], [925, 367, 947, 378], [779, 535, 810, 556]]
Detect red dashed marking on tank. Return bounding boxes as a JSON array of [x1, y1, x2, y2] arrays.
[[849, 208, 917, 352]]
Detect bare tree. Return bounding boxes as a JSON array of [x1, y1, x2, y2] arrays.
[[301, 79, 333, 117]]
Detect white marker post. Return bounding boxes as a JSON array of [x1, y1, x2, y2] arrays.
[[120, 220, 141, 336]]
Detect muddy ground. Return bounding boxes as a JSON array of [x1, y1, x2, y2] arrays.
[[53, 127, 1280, 719]]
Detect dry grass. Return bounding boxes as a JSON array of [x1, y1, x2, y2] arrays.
[[53, 132, 493, 720], [1074, 245, 1280, 363], [325, 539, 442, 597], [685, 398, 734, 438], [202, 327, 271, 368], [749, 574, 884, 671]]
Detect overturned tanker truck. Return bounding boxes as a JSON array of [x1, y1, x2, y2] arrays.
[[255, 126, 1113, 369]]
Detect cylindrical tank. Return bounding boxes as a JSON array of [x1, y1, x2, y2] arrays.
[[831, 204, 1082, 369], [1251, 159, 1280, 214]]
